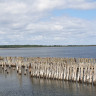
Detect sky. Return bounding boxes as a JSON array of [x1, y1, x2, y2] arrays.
[[0, 0, 96, 45]]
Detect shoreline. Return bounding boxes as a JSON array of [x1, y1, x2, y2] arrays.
[[0, 45, 96, 48]]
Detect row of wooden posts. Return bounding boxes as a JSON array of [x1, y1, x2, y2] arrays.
[[0, 56, 96, 85]]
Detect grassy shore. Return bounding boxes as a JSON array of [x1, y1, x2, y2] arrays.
[[0, 45, 96, 48]]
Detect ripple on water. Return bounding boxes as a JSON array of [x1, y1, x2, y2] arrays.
[[0, 67, 96, 96]]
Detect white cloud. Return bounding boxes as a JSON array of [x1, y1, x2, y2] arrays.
[[0, 0, 96, 45], [0, 0, 96, 15], [52, 25, 64, 31], [0, 14, 96, 45], [28, 35, 43, 40], [0, 31, 5, 34], [0, 2, 27, 14], [32, 0, 96, 11]]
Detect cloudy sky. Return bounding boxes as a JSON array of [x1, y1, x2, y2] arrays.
[[0, 0, 96, 45]]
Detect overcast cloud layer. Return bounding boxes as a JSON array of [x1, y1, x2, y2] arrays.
[[0, 0, 96, 45]]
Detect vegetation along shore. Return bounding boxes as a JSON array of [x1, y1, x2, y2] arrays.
[[0, 45, 96, 48]]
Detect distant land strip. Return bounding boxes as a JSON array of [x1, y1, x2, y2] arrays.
[[0, 45, 96, 48]]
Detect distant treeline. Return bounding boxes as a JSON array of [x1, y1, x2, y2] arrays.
[[0, 45, 96, 48]]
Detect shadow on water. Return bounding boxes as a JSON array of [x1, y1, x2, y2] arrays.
[[0, 66, 96, 96]]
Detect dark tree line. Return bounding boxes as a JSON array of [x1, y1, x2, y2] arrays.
[[0, 45, 96, 48]]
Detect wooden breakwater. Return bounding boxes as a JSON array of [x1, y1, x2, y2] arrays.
[[0, 56, 96, 85]]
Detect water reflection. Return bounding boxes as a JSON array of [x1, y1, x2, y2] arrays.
[[0, 66, 96, 96], [30, 78, 96, 96]]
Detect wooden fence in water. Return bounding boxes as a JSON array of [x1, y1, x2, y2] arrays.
[[0, 56, 96, 85]]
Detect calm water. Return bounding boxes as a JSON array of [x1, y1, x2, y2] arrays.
[[0, 47, 96, 96], [0, 46, 96, 58], [0, 67, 96, 96]]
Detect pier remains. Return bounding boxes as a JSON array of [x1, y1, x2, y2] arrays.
[[0, 56, 96, 85]]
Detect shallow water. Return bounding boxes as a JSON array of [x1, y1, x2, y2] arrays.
[[0, 67, 96, 96], [0, 47, 96, 58]]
